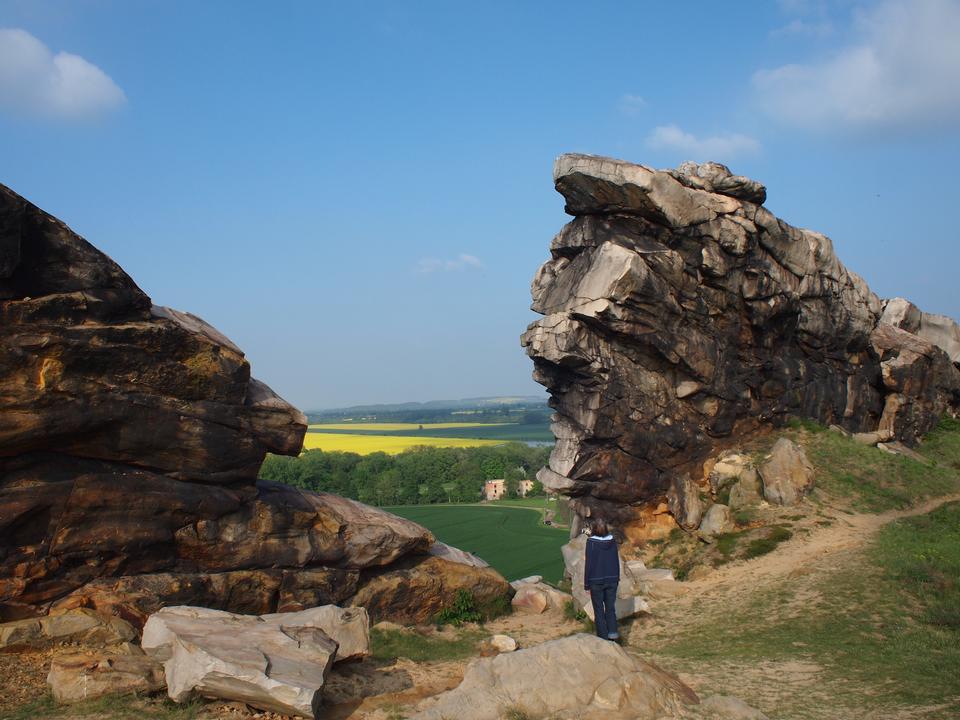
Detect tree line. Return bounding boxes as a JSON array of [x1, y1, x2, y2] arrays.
[[259, 442, 552, 506]]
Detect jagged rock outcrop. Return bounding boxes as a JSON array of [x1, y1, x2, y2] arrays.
[[0, 183, 509, 623], [523, 155, 960, 534]]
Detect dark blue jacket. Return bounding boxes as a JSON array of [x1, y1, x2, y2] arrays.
[[584, 534, 620, 589]]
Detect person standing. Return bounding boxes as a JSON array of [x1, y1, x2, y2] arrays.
[[583, 518, 620, 641]]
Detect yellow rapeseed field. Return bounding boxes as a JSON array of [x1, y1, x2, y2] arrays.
[[307, 422, 510, 431], [300, 433, 503, 455]]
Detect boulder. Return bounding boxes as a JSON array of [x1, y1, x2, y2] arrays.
[[410, 634, 698, 720], [883, 297, 960, 364], [47, 650, 165, 704], [510, 582, 570, 614], [488, 634, 517, 653], [759, 439, 815, 506], [142, 606, 338, 717], [0, 608, 135, 649], [522, 154, 960, 536], [0, 183, 495, 627], [728, 469, 762, 510], [142, 605, 369, 664], [698, 504, 734, 541], [561, 535, 650, 621], [347, 556, 511, 624], [428, 541, 489, 568]]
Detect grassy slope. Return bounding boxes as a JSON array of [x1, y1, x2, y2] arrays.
[[386, 504, 569, 583]]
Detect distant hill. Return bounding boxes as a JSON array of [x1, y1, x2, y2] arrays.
[[306, 395, 550, 425]]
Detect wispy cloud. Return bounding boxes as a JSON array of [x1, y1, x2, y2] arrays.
[[645, 124, 760, 161], [618, 93, 646, 117], [754, 0, 960, 130], [416, 254, 484, 274], [0, 28, 125, 120]]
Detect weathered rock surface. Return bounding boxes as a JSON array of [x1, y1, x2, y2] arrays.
[[347, 555, 512, 624], [0, 183, 507, 623], [143, 605, 369, 664], [143, 606, 337, 717], [698, 504, 734, 541], [0, 608, 135, 648], [883, 297, 960, 365], [522, 154, 960, 533], [47, 649, 165, 704], [509, 580, 571, 614], [759, 439, 815, 506], [411, 633, 698, 720]]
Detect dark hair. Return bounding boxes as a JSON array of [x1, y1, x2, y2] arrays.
[[591, 518, 609, 537]]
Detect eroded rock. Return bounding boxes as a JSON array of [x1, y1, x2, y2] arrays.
[[522, 154, 960, 534], [48, 650, 165, 704], [759, 439, 815, 506], [410, 634, 698, 720]]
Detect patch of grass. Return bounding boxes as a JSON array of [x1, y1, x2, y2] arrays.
[[434, 589, 482, 626], [370, 627, 483, 662], [504, 709, 532, 720], [657, 501, 960, 714], [386, 505, 569, 582], [715, 531, 741, 558], [4, 694, 204, 720], [805, 416, 960, 512], [732, 508, 756, 525], [743, 527, 793, 559]]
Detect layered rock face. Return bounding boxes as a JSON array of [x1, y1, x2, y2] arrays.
[[522, 155, 960, 532], [0, 183, 509, 622]]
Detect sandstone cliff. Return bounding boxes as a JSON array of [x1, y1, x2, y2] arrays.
[[523, 155, 960, 533], [0, 184, 508, 623]]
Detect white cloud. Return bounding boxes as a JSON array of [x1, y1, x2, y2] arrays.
[[645, 124, 761, 161], [0, 28, 125, 119], [754, 0, 960, 130], [416, 254, 484, 274], [618, 93, 646, 116]]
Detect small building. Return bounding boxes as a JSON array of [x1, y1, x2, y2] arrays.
[[483, 479, 505, 501], [484, 478, 536, 501]]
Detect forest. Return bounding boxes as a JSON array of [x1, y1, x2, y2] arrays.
[[259, 442, 552, 506]]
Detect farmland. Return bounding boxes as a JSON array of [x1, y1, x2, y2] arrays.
[[300, 432, 503, 454], [308, 422, 513, 431], [386, 504, 569, 583]]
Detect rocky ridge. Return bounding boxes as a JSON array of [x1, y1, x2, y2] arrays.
[[0, 182, 509, 623], [522, 155, 960, 535]]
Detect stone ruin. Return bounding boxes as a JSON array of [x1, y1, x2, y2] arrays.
[[0, 182, 508, 624], [523, 154, 960, 537]]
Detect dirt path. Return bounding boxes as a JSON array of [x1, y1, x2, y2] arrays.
[[660, 493, 960, 616], [634, 493, 960, 720]]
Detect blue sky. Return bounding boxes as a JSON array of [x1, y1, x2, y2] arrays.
[[2, 0, 958, 410]]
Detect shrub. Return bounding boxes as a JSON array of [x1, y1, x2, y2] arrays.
[[434, 589, 482, 626]]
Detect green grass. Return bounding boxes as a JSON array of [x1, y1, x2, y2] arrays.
[[370, 627, 484, 662], [803, 417, 960, 512], [3, 694, 204, 720], [385, 504, 569, 582], [655, 501, 960, 715], [743, 526, 793, 559]]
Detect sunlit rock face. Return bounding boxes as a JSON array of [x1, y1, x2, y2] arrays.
[[0, 184, 509, 622], [523, 155, 960, 534]]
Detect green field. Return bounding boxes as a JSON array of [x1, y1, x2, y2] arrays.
[[307, 421, 554, 442], [386, 504, 569, 583], [300, 433, 503, 454]]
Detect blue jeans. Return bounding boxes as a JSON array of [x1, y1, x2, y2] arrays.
[[589, 582, 619, 640]]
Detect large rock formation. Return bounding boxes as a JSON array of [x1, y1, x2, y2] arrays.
[[0, 183, 509, 622], [522, 155, 960, 533]]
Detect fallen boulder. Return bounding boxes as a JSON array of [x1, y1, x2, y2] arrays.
[[509, 580, 571, 614], [759, 439, 815, 506], [410, 633, 698, 720], [0, 608, 135, 649], [142, 604, 369, 664], [47, 649, 165, 704], [561, 535, 650, 621], [142, 606, 339, 717]]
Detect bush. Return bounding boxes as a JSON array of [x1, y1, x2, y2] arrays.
[[434, 589, 482, 626]]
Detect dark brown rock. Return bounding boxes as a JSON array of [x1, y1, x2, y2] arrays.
[[349, 556, 512, 624], [0, 183, 503, 625], [523, 154, 960, 534]]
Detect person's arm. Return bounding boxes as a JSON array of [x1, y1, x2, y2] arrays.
[[583, 540, 591, 592]]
